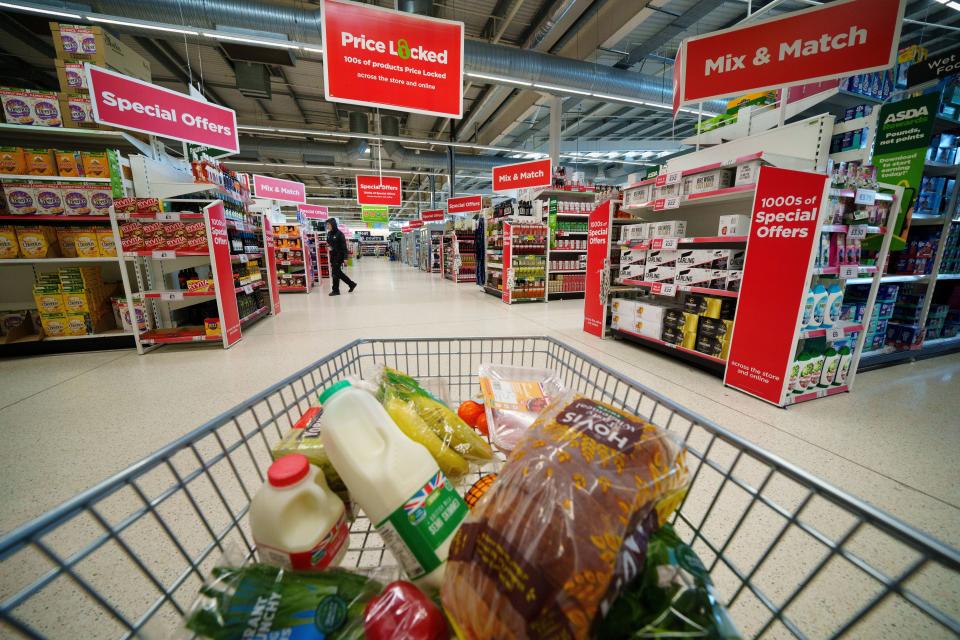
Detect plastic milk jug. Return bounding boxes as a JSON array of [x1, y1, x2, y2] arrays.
[[319, 380, 468, 590], [251, 454, 349, 571]]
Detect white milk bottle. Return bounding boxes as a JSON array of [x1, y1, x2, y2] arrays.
[[251, 454, 349, 571], [319, 380, 468, 590]]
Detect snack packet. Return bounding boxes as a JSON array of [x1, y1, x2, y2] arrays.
[[441, 392, 690, 640], [271, 405, 349, 504], [477, 363, 566, 451]]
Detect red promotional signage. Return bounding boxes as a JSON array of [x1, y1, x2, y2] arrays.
[[263, 219, 282, 316], [321, 0, 464, 118], [407, 219, 424, 229], [356, 175, 402, 206], [724, 167, 828, 405], [298, 204, 329, 220], [447, 195, 482, 214], [205, 202, 242, 345], [502, 221, 513, 304], [492, 159, 552, 193], [583, 200, 613, 337], [253, 175, 306, 204], [676, 0, 904, 105], [421, 209, 444, 222], [85, 64, 239, 153]]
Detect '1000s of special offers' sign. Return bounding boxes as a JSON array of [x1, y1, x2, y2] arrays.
[[321, 0, 464, 118]]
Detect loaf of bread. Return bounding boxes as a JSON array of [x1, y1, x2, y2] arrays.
[[441, 393, 689, 639]]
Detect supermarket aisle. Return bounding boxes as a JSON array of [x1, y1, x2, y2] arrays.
[[0, 258, 958, 549]]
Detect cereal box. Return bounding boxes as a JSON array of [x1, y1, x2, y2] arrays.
[[55, 150, 82, 177], [17, 227, 56, 258], [65, 314, 90, 336], [61, 95, 96, 128], [25, 148, 57, 176], [50, 24, 152, 82], [57, 227, 78, 257], [89, 186, 112, 215], [62, 186, 92, 215], [40, 314, 67, 337], [0, 226, 18, 258], [1, 88, 37, 125], [73, 228, 100, 257], [32, 93, 63, 127], [33, 291, 64, 314], [80, 151, 110, 178], [0, 147, 26, 174], [63, 291, 91, 313], [96, 230, 116, 257], [4, 183, 38, 215], [34, 184, 65, 215], [55, 60, 87, 92]]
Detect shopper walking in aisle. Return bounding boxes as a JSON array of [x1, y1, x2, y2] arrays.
[[326, 218, 357, 296]]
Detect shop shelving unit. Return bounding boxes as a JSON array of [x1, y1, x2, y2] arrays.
[[539, 190, 596, 300], [308, 231, 330, 288], [500, 221, 548, 304], [483, 214, 505, 298], [272, 223, 312, 293], [441, 230, 476, 283], [418, 227, 442, 273], [360, 239, 388, 257]]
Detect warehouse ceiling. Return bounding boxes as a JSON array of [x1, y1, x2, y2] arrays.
[[0, 0, 957, 221]]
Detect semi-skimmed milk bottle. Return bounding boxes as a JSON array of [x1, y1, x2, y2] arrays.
[[318, 380, 468, 590], [251, 454, 349, 571]]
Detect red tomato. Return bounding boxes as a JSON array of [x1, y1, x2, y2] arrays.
[[474, 412, 489, 437], [457, 400, 484, 427], [363, 581, 448, 640]]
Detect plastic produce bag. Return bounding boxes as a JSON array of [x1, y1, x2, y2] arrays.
[[477, 363, 566, 451], [184, 557, 395, 640], [441, 392, 690, 640], [594, 524, 741, 639], [374, 366, 493, 469], [271, 405, 349, 503]]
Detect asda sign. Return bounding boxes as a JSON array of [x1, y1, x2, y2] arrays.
[[322, 0, 464, 118]]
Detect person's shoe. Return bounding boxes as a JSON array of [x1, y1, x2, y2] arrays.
[[348, 283, 357, 293], [329, 291, 340, 296]]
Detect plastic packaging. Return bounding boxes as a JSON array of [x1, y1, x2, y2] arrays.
[[477, 363, 566, 451], [251, 454, 349, 571], [442, 392, 690, 640], [810, 284, 828, 329], [825, 284, 844, 327], [819, 348, 841, 388], [271, 405, 349, 502], [319, 380, 469, 590]]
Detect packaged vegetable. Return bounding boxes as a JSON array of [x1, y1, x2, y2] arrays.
[[375, 366, 493, 464], [594, 523, 741, 639], [185, 559, 390, 640], [442, 392, 690, 640], [383, 396, 470, 478], [271, 405, 349, 504], [477, 363, 566, 452]]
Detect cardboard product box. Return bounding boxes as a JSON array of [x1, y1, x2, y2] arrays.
[[40, 313, 68, 337], [687, 169, 733, 195], [726, 270, 743, 292], [661, 324, 684, 345], [4, 183, 38, 215], [643, 264, 676, 283], [62, 184, 93, 216], [50, 23, 152, 82], [60, 95, 97, 129], [57, 228, 78, 257], [0, 147, 26, 174], [16, 227, 59, 258], [55, 150, 82, 177], [619, 246, 647, 265], [661, 307, 685, 329], [695, 333, 727, 358], [184, 220, 209, 251], [619, 224, 646, 243], [33, 290, 64, 315], [698, 317, 734, 341], [80, 151, 111, 178], [55, 60, 88, 93], [632, 317, 664, 339], [646, 249, 678, 267], [718, 214, 750, 236], [0, 88, 63, 127], [684, 294, 706, 315], [163, 221, 188, 250], [734, 160, 763, 186], [636, 301, 675, 324], [0, 226, 18, 258], [96, 230, 116, 257], [140, 221, 167, 252], [34, 184, 65, 215], [654, 220, 687, 238], [73, 228, 100, 257], [729, 249, 745, 270], [678, 249, 727, 269], [63, 290, 91, 313], [24, 148, 57, 176], [675, 268, 726, 289], [118, 220, 143, 252], [113, 197, 137, 216], [655, 182, 682, 199], [65, 313, 91, 336], [88, 185, 112, 216], [617, 263, 646, 281]]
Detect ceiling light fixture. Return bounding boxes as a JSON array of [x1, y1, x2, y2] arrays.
[[0, 1, 81, 18], [534, 83, 591, 96], [300, 46, 324, 54], [203, 32, 301, 49], [466, 72, 532, 86], [87, 16, 199, 35], [238, 125, 278, 132]]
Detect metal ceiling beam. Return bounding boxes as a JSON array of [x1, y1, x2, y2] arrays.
[[613, 0, 725, 70], [144, 39, 231, 107]]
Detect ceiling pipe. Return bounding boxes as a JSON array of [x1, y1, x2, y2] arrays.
[[379, 115, 514, 172], [237, 111, 368, 161]]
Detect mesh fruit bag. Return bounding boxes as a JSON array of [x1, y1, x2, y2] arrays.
[[441, 392, 690, 640]]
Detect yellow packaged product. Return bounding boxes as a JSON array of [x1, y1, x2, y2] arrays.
[[40, 313, 67, 337], [33, 291, 64, 314], [57, 227, 78, 257], [24, 148, 57, 176], [73, 228, 100, 257], [63, 291, 90, 313], [16, 227, 56, 258], [80, 151, 110, 178], [0, 147, 26, 174], [65, 314, 90, 336], [55, 150, 82, 177], [0, 226, 18, 258], [96, 230, 116, 256]]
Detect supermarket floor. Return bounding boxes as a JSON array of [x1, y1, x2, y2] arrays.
[[1, 257, 959, 549]]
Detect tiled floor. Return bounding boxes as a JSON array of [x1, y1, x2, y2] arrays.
[[1, 257, 958, 637]]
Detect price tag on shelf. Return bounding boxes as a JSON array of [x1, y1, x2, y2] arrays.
[[839, 265, 858, 279], [191, 335, 208, 342], [655, 171, 681, 187], [160, 291, 183, 301], [243, 285, 254, 295], [115, 212, 130, 220], [152, 250, 175, 259], [854, 189, 877, 206], [280, 260, 291, 265], [826, 326, 845, 342], [158, 212, 180, 222], [651, 282, 677, 296], [239, 254, 249, 263], [651, 237, 679, 250], [847, 225, 868, 240]]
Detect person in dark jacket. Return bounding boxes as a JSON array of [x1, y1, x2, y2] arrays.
[[326, 219, 357, 296]]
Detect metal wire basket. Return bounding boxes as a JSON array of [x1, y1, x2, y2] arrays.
[[0, 337, 957, 639]]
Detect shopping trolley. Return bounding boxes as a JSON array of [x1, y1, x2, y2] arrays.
[[0, 337, 957, 639]]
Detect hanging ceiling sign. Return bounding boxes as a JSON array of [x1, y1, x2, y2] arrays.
[[674, 0, 905, 107], [492, 159, 552, 193], [298, 204, 329, 220], [253, 175, 306, 204], [447, 195, 482, 214], [407, 219, 424, 229], [85, 64, 239, 153], [361, 205, 389, 223], [906, 45, 960, 88], [321, 0, 464, 119], [421, 208, 444, 222], [356, 175, 402, 206]]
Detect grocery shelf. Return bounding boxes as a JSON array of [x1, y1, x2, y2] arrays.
[[230, 252, 263, 263], [550, 248, 587, 253], [277, 259, 305, 266], [279, 286, 308, 292], [800, 322, 864, 340], [548, 290, 585, 299], [828, 189, 894, 202], [620, 235, 748, 250], [619, 278, 738, 298], [116, 212, 205, 221], [783, 385, 849, 406], [938, 273, 960, 280], [483, 284, 503, 297], [139, 330, 220, 345], [550, 269, 585, 274], [239, 306, 269, 326], [0, 123, 151, 154], [0, 257, 117, 264], [681, 286, 738, 298], [274, 234, 301, 239], [486, 262, 503, 269], [620, 183, 755, 214], [235, 281, 266, 294], [847, 273, 931, 285], [821, 225, 886, 234], [138, 290, 215, 299], [814, 265, 878, 276], [0, 174, 111, 183], [911, 214, 946, 226], [554, 213, 590, 218], [125, 250, 209, 259], [530, 188, 598, 201], [924, 161, 959, 177], [0, 215, 112, 223], [227, 220, 259, 232], [613, 327, 727, 368], [555, 231, 587, 237]]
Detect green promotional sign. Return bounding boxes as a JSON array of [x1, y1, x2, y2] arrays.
[[361, 205, 389, 224], [871, 93, 939, 251], [548, 198, 558, 249]]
